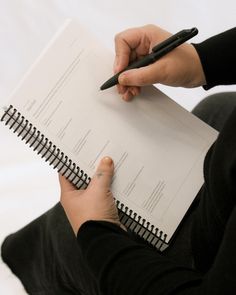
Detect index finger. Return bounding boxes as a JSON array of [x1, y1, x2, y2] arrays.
[[114, 27, 143, 73]]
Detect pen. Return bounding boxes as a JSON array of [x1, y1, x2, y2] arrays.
[[100, 27, 198, 90]]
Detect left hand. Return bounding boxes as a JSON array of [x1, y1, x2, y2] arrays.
[[60, 156, 122, 235]]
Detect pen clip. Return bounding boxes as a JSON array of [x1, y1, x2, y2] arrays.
[[152, 27, 198, 53]]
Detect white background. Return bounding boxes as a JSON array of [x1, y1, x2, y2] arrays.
[[0, 0, 235, 293]]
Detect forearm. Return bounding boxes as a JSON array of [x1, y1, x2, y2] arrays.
[[77, 221, 202, 295], [193, 27, 236, 89]]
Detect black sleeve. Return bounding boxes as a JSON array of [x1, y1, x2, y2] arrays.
[[77, 216, 236, 295], [192, 27, 236, 89], [77, 221, 202, 295]]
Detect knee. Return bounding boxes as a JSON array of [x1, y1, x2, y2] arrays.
[[192, 92, 236, 131]]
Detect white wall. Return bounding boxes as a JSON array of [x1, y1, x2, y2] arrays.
[[0, 1, 235, 293]]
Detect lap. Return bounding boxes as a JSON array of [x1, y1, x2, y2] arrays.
[[1, 203, 100, 295], [162, 91, 236, 267], [191, 92, 236, 271], [192, 91, 236, 131]]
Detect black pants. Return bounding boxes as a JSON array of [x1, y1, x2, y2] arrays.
[[2, 92, 236, 295]]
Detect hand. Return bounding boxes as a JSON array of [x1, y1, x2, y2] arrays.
[[114, 24, 206, 101], [60, 157, 122, 235]]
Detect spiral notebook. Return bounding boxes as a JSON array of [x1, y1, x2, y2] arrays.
[[1, 19, 218, 251]]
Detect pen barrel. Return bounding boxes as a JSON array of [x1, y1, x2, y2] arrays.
[[101, 40, 188, 90], [152, 35, 193, 60], [102, 55, 155, 89], [125, 54, 156, 71]]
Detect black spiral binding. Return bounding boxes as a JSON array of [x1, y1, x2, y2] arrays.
[[1, 105, 168, 251], [117, 202, 167, 251], [1, 105, 90, 190]]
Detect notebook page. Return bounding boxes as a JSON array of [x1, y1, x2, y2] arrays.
[[8, 19, 218, 242]]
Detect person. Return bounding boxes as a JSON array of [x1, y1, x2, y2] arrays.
[[2, 25, 236, 295]]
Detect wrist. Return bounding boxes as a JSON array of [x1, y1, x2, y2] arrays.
[[78, 220, 127, 237], [78, 219, 127, 236]]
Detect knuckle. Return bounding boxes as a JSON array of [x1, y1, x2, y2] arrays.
[[114, 32, 122, 43], [143, 24, 157, 31], [158, 61, 170, 83], [144, 24, 155, 29], [96, 166, 112, 176]]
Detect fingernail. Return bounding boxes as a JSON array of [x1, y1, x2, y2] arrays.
[[102, 157, 113, 165]]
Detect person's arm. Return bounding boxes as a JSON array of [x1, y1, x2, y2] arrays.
[[59, 157, 203, 295], [192, 27, 236, 89], [77, 220, 203, 295], [77, 206, 236, 295]]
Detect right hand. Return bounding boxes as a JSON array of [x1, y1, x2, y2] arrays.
[[114, 25, 206, 101]]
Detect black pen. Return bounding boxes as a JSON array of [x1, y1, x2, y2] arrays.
[[100, 27, 198, 90]]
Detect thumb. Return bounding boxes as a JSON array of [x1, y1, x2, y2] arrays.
[[88, 157, 114, 192], [118, 62, 162, 86]]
